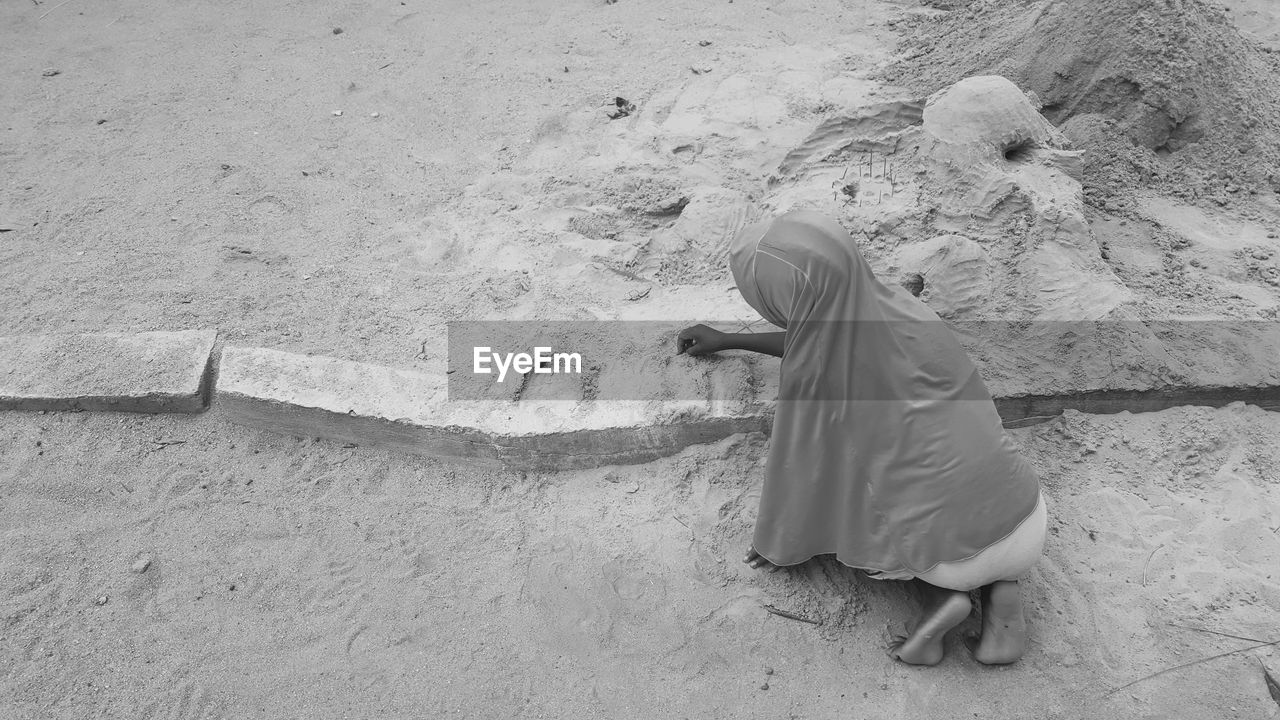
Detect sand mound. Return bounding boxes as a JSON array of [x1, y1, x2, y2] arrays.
[[922, 75, 1060, 153], [771, 75, 1130, 320], [884, 0, 1280, 211]]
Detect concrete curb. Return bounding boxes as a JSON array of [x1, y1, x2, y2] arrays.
[[216, 345, 1280, 469], [2, 334, 1277, 469], [0, 330, 217, 413], [216, 346, 771, 470]]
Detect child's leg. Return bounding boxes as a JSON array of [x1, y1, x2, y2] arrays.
[[887, 581, 971, 666], [916, 493, 1046, 665], [968, 580, 1027, 664]]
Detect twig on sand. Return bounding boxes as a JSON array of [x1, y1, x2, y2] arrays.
[[762, 604, 820, 625], [152, 439, 187, 449], [1141, 543, 1165, 587], [39, 0, 76, 19], [1105, 635, 1280, 697], [1168, 623, 1268, 644]]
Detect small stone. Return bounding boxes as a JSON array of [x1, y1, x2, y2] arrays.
[[332, 110, 343, 116], [332, 27, 343, 34], [605, 96, 636, 120], [96, 119, 106, 125], [699, 40, 712, 47], [199, 482, 209, 489], [764, 666, 774, 675], [131, 557, 152, 574], [370, 112, 380, 118], [760, 682, 769, 691], [42, 68, 60, 77], [95, 595, 109, 606], [690, 66, 713, 75]]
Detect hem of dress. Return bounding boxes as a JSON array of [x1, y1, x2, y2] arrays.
[[751, 489, 1044, 576]]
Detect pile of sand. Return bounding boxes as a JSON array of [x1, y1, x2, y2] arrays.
[[883, 0, 1280, 212]]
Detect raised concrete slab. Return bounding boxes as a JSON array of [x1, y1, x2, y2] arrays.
[[0, 330, 217, 413], [217, 346, 772, 470], [218, 340, 1280, 470]]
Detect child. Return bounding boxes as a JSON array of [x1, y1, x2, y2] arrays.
[[677, 210, 1046, 665]]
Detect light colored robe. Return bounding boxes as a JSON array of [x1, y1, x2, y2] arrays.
[[731, 210, 1040, 574]]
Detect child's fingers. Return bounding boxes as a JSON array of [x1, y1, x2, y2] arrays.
[[676, 332, 696, 355]]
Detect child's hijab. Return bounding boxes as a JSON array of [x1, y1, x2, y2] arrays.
[[728, 211, 1039, 572]]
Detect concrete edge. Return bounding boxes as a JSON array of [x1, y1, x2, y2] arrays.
[[4, 336, 1279, 468], [219, 389, 772, 471], [996, 385, 1280, 428], [0, 392, 209, 414], [0, 329, 219, 414]]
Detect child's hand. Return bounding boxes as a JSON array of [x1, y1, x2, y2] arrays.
[[676, 324, 725, 356]]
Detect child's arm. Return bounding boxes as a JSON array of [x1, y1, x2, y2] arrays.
[[676, 324, 785, 357]]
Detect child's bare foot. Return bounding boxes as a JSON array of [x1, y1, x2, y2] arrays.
[[966, 580, 1027, 665], [887, 582, 971, 666], [743, 546, 780, 572]]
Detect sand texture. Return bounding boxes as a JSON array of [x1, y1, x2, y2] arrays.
[[3, 0, 1280, 716], [2, 405, 1279, 718]]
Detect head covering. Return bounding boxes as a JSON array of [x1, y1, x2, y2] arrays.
[[730, 210, 1040, 573]]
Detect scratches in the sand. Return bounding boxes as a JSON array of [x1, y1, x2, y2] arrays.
[[136, 678, 221, 720], [345, 623, 369, 657], [1141, 543, 1166, 586]]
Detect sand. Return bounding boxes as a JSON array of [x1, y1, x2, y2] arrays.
[[883, 0, 1280, 213], [3, 0, 1280, 717], [3, 405, 1279, 718]]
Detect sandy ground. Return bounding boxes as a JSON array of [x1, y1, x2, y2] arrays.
[[4, 0, 1280, 717], [0, 0, 910, 367], [2, 405, 1280, 719]]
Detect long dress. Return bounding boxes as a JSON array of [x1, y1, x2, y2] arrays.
[[729, 210, 1042, 582]]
